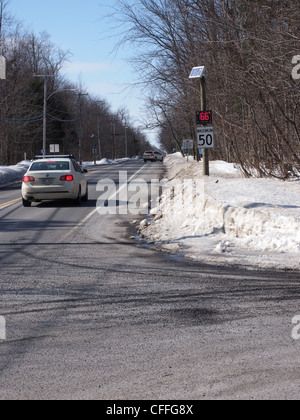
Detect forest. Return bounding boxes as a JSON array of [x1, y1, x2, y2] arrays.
[[0, 0, 152, 165], [115, 0, 300, 178]]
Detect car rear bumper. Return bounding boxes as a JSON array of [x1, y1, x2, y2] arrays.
[[144, 158, 163, 162], [22, 184, 78, 201]]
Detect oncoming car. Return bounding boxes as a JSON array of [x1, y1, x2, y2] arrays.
[[143, 150, 164, 163], [22, 155, 88, 207]]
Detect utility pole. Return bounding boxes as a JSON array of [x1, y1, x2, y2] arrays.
[[97, 113, 102, 161], [111, 121, 116, 160], [95, 101, 103, 161], [43, 76, 48, 157], [125, 125, 128, 157], [34, 74, 54, 156], [77, 91, 88, 164]]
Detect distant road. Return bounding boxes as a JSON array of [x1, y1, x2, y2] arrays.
[[0, 159, 300, 400]]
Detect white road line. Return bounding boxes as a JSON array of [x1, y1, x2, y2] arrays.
[[60, 163, 147, 243]]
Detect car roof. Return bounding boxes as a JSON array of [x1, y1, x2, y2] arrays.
[[33, 155, 75, 161], [32, 158, 72, 162]]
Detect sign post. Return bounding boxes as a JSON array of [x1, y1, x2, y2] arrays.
[[200, 76, 209, 176], [189, 66, 212, 176]]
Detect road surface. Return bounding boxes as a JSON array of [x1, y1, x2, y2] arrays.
[[0, 160, 300, 400]]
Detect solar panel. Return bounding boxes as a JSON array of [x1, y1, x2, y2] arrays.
[[189, 66, 206, 79]]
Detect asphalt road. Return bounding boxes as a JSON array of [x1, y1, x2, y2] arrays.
[[0, 160, 300, 400]]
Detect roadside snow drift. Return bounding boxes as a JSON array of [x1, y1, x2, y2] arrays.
[[0, 157, 133, 187], [0, 162, 30, 187], [139, 154, 300, 271]]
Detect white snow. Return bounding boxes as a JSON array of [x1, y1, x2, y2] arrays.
[[0, 161, 30, 187], [0, 157, 134, 187], [81, 157, 132, 167], [139, 153, 300, 271]]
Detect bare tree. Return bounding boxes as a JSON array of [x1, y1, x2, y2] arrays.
[[115, 0, 300, 178]]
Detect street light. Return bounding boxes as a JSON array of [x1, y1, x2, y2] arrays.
[[77, 92, 89, 164], [34, 74, 78, 156], [47, 88, 78, 101]]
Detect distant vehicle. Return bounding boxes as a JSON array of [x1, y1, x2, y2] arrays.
[[143, 150, 164, 163], [21, 155, 88, 207]]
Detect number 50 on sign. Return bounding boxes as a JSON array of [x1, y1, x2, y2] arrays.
[[196, 126, 215, 149]]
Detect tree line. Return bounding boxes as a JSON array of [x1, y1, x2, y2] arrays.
[[0, 0, 152, 165], [115, 0, 300, 178]]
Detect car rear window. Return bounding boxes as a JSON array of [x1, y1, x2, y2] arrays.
[[30, 161, 70, 171]]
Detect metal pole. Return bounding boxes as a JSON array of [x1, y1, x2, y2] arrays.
[[78, 94, 83, 164], [34, 74, 54, 156], [77, 92, 89, 164], [125, 126, 128, 157], [97, 114, 102, 161], [200, 77, 209, 176], [43, 76, 48, 156], [112, 122, 116, 160]]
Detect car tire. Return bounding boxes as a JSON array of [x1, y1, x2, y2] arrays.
[[83, 185, 89, 202], [74, 186, 82, 206], [22, 198, 32, 207]]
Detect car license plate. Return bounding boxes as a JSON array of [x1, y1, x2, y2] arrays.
[[42, 178, 54, 185]]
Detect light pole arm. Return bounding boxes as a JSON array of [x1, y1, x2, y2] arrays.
[[47, 88, 78, 102]]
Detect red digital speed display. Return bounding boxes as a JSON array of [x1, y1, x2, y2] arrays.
[[196, 111, 212, 126]]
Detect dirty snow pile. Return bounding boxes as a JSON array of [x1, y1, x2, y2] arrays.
[[82, 157, 131, 167], [0, 161, 30, 187], [140, 153, 300, 271]]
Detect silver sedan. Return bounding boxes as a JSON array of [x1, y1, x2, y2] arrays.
[[22, 156, 88, 207]]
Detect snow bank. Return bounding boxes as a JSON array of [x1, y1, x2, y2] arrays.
[[82, 157, 132, 167], [139, 154, 300, 271], [0, 162, 30, 187], [0, 157, 133, 186]]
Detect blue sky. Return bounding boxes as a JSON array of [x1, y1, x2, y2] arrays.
[[8, 0, 157, 143]]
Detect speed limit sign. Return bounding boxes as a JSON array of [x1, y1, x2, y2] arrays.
[[196, 126, 215, 149]]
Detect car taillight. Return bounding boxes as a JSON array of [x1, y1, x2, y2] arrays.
[[23, 176, 35, 183], [60, 175, 74, 182]]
